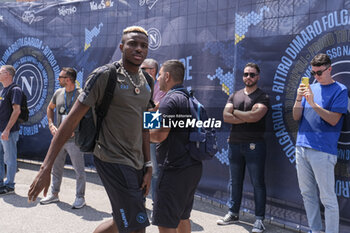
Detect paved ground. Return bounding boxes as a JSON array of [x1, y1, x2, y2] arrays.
[[0, 161, 298, 233]]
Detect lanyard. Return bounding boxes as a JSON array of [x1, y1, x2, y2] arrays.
[[64, 87, 76, 113]]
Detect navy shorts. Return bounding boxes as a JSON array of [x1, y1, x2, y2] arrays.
[[94, 156, 149, 233], [152, 163, 202, 228]]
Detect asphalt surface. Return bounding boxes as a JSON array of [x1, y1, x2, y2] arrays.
[[0, 161, 299, 233]]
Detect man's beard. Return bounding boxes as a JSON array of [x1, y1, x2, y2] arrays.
[[244, 80, 257, 87]]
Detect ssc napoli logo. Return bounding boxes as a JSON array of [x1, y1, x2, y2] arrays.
[[0, 37, 60, 136], [136, 212, 147, 224], [147, 28, 161, 50], [15, 61, 46, 110]]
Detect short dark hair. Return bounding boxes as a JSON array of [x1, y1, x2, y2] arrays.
[[2, 65, 16, 77], [244, 62, 260, 74], [121, 26, 148, 44], [62, 67, 77, 82], [162, 60, 185, 83], [311, 53, 331, 67]]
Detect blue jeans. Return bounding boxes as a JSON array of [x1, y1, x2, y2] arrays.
[[296, 146, 339, 233], [150, 143, 159, 202], [227, 142, 266, 219], [0, 131, 19, 189]]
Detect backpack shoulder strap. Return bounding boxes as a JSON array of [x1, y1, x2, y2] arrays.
[[96, 63, 118, 116], [6, 83, 17, 94], [172, 89, 200, 120], [6, 83, 20, 102], [141, 69, 153, 88], [141, 69, 155, 108], [95, 63, 119, 140]]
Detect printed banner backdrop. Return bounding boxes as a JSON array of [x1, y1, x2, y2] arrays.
[[0, 0, 350, 231]]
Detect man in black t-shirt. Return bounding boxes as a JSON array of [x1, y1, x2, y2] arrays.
[[150, 60, 202, 233], [217, 63, 269, 233]]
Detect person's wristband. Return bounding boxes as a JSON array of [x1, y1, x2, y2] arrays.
[[144, 161, 152, 168]]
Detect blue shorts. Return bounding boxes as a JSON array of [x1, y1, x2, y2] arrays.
[[152, 163, 202, 228], [94, 156, 149, 233]]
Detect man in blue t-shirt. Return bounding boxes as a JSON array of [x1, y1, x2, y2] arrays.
[[0, 65, 22, 195], [293, 53, 348, 233], [150, 60, 202, 233]]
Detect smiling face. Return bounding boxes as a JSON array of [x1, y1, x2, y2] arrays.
[[120, 32, 148, 69]]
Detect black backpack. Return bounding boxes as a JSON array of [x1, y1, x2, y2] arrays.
[[75, 63, 154, 153], [7, 84, 29, 123]]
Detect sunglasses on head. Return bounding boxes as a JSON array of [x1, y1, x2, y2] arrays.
[[311, 66, 329, 76], [243, 72, 257, 78]]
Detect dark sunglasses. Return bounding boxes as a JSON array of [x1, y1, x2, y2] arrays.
[[311, 66, 329, 76], [58, 76, 68, 79], [243, 72, 258, 78], [141, 67, 154, 70]]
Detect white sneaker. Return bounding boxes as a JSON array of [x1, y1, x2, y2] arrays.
[[40, 194, 59, 205], [72, 197, 86, 209], [252, 219, 266, 233]]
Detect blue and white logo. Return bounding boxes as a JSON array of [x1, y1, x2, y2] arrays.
[[0, 37, 60, 136], [147, 28, 161, 50], [136, 212, 147, 224], [143, 110, 162, 129]]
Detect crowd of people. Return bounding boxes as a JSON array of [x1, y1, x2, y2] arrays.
[[0, 25, 347, 233]]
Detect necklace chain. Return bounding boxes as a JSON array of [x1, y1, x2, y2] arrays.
[[120, 64, 143, 88]]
